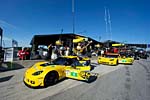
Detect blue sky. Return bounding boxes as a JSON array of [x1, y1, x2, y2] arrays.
[[0, 0, 149, 47]]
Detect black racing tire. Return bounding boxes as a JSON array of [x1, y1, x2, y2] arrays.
[[44, 71, 59, 87]]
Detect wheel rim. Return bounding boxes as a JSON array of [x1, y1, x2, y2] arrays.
[[45, 72, 58, 86]]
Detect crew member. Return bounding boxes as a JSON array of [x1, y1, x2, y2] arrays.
[[47, 44, 53, 61]]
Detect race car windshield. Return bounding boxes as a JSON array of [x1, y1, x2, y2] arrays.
[[52, 57, 67, 65], [126, 54, 134, 57], [72, 60, 83, 66]]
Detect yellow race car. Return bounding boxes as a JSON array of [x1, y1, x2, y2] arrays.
[[24, 56, 95, 87], [118, 53, 134, 64], [98, 53, 119, 65]]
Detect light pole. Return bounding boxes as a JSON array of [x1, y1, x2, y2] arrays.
[[72, 0, 75, 34], [99, 36, 101, 42], [72, 0, 75, 54]]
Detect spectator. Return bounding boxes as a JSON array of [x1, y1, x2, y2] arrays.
[[51, 45, 58, 60], [59, 45, 65, 56], [76, 43, 82, 56], [101, 49, 104, 56], [47, 44, 53, 61], [113, 48, 118, 53], [65, 47, 70, 56], [25, 48, 30, 60], [18, 48, 26, 60]]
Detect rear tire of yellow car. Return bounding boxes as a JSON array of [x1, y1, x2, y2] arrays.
[[44, 71, 58, 87]]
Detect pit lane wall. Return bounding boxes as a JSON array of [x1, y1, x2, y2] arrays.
[[0, 60, 44, 71]]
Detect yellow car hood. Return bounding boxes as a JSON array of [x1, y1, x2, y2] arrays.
[[26, 61, 59, 75]]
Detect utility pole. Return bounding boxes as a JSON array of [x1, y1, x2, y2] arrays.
[[59, 29, 63, 43], [72, 0, 75, 34], [99, 36, 101, 42], [104, 7, 108, 39], [72, 0, 75, 54], [104, 7, 112, 41], [108, 9, 112, 40]]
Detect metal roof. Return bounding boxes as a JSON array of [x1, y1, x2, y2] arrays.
[[30, 33, 102, 46]]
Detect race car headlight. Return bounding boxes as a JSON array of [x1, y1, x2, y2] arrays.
[[32, 71, 43, 76], [110, 59, 114, 61]]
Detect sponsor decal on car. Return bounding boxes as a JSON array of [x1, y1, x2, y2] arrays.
[[122, 59, 126, 62], [71, 72, 77, 77]]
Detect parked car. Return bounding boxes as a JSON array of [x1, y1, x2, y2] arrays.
[[118, 52, 134, 65], [97, 53, 119, 66]]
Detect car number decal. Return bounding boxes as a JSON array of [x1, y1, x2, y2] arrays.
[[122, 59, 126, 62], [71, 72, 77, 77]]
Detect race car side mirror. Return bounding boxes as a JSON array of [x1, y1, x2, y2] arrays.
[[71, 64, 76, 69]]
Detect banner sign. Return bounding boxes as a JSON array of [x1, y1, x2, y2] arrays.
[[4, 48, 14, 62]]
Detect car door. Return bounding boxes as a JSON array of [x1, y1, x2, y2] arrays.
[[65, 67, 91, 81]]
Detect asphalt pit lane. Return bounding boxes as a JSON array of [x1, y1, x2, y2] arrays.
[[0, 75, 14, 83], [125, 66, 130, 76], [125, 66, 129, 70], [7, 86, 14, 89], [126, 78, 131, 82], [126, 72, 130, 76], [147, 74, 150, 81], [124, 83, 131, 90], [147, 72, 150, 80], [124, 92, 130, 100]]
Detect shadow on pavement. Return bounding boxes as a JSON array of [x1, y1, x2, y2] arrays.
[[0, 75, 14, 83], [86, 75, 98, 83], [91, 62, 99, 65], [25, 78, 68, 89], [90, 62, 99, 71], [0, 62, 24, 72]]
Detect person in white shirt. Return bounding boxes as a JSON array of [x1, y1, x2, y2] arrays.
[[76, 43, 82, 56]]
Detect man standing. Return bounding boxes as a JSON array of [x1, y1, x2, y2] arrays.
[[48, 44, 53, 61], [76, 43, 82, 56]]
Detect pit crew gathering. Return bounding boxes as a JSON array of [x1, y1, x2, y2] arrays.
[[21, 39, 149, 88]]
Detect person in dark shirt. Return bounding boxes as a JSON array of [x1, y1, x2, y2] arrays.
[[25, 48, 31, 60], [47, 44, 53, 61]]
